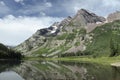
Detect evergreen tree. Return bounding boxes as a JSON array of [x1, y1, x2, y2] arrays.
[[109, 39, 118, 57]]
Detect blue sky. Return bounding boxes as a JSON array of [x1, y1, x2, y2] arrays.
[[0, 0, 120, 45]]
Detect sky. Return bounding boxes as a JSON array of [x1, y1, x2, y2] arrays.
[[0, 0, 120, 45]]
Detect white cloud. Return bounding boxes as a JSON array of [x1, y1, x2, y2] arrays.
[[62, 0, 120, 17], [45, 2, 52, 7], [14, 0, 25, 5], [103, 0, 120, 7], [14, 0, 23, 3], [0, 1, 5, 6], [0, 15, 63, 45], [40, 12, 46, 16], [18, 2, 52, 15]]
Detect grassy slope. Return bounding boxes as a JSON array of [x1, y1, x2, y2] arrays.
[[32, 28, 86, 57], [86, 20, 120, 57]]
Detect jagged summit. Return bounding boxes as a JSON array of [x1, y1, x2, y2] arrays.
[[72, 9, 105, 26], [107, 11, 120, 22], [77, 9, 92, 15], [35, 9, 106, 36]]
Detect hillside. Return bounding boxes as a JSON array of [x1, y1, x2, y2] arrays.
[[15, 9, 120, 58], [84, 20, 120, 57], [0, 43, 22, 59]]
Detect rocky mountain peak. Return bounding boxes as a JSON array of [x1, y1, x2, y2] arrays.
[[77, 9, 91, 15], [107, 11, 120, 22], [59, 16, 72, 27], [72, 9, 105, 26]]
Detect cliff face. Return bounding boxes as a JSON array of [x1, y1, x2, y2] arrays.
[[72, 9, 105, 26], [107, 11, 120, 22], [15, 9, 120, 57]]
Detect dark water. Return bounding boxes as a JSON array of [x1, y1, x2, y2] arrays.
[[0, 60, 120, 80]]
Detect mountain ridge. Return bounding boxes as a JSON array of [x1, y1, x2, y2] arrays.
[[15, 9, 120, 57]]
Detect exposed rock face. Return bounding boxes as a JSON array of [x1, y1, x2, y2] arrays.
[[15, 9, 113, 57], [59, 16, 72, 26], [15, 35, 46, 53], [107, 11, 120, 22], [15, 22, 60, 53], [72, 9, 105, 26], [15, 16, 73, 54]]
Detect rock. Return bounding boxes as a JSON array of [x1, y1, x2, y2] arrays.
[[107, 11, 120, 22], [72, 9, 105, 26], [59, 16, 72, 26]]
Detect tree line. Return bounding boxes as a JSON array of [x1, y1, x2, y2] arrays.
[[0, 43, 23, 60]]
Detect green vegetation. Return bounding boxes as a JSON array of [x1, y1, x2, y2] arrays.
[[29, 20, 120, 60], [60, 50, 90, 58], [56, 33, 68, 40], [75, 42, 80, 46], [78, 28, 86, 35], [34, 48, 50, 56], [66, 33, 76, 41], [45, 56, 120, 65], [109, 39, 119, 57], [85, 20, 120, 57], [51, 20, 120, 58], [25, 56, 120, 65], [56, 33, 76, 41], [0, 43, 23, 60]]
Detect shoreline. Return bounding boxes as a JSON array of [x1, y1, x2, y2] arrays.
[[24, 56, 120, 66]]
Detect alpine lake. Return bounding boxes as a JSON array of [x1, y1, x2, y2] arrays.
[[0, 59, 120, 80]]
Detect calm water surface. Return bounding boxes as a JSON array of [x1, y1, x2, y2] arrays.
[[0, 60, 120, 80]]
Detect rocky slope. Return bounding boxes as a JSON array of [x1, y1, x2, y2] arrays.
[[15, 9, 120, 57]]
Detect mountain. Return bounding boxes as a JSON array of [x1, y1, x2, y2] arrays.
[[15, 9, 120, 57], [71, 9, 105, 26], [84, 20, 120, 57], [107, 11, 120, 22]]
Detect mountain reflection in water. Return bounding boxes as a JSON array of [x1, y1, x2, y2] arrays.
[[0, 60, 120, 80]]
